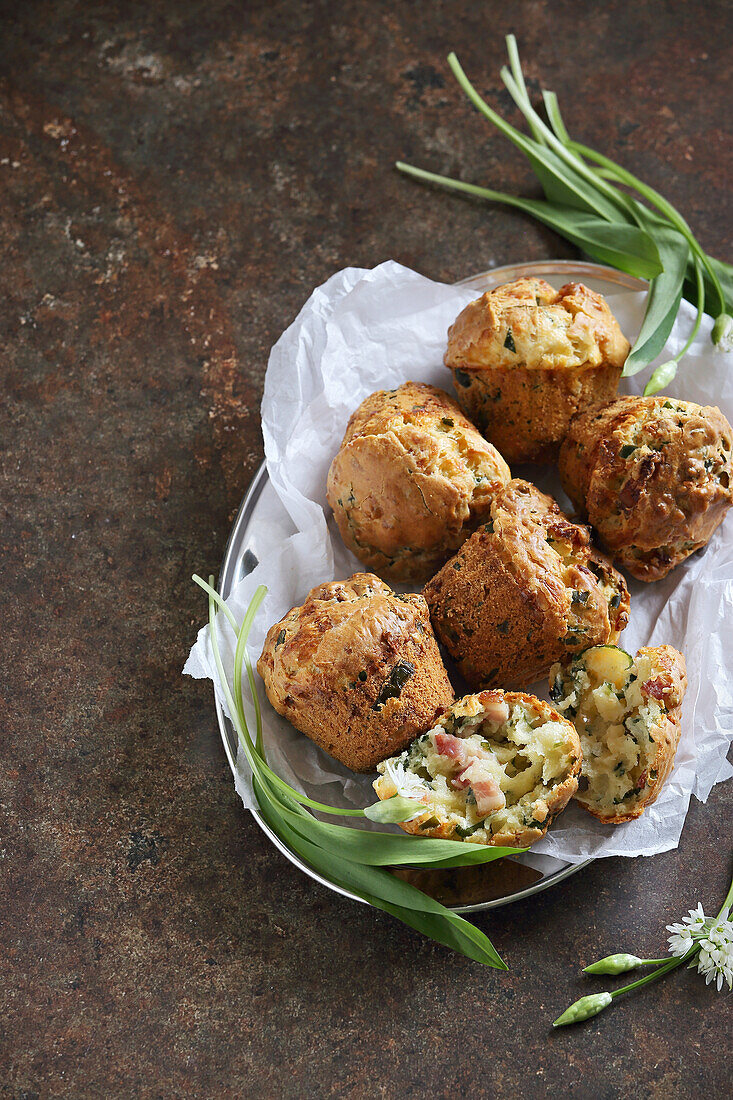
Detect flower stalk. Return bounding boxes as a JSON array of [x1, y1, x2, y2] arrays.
[[554, 868, 733, 1026]]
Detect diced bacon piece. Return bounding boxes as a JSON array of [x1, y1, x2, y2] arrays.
[[480, 694, 510, 726], [546, 519, 585, 547], [433, 732, 469, 763], [635, 769, 648, 791], [471, 776, 506, 817], [434, 730, 496, 767], [434, 731, 505, 814], [453, 760, 506, 816], [642, 677, 667, 700]]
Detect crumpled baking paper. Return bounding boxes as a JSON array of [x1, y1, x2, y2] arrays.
[[185, 260, 733, 864]]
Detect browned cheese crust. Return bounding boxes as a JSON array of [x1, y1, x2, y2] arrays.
[[559, 396, 733, 581], [374, 690, 581, 848], [423, 479, 629, 689], [256, 573, 455, 772], [444, 277, 629, 463], [326, 381, 511, 582]]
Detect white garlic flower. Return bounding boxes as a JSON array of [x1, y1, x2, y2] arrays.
[[666, 902, 707, 957], [667, 903, 733, 992], [383, 756, 426, 800], [696, 907, 733, 992]]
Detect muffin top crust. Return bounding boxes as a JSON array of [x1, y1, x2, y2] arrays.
[[258, 573, 432, 698], [326, 381, 510, 580], [559, 395, 733, 579], [445, 277, 630, 373], [423, 479, 629, 689], [256, 572, 456, 771]]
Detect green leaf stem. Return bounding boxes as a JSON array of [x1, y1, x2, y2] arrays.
[[194, 575, 522, 968]]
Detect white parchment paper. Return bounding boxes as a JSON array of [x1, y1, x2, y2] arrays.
[[185, 261, 733, 863]]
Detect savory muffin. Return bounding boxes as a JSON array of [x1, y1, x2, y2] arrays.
[[256, 573, 455, 772], [423, 479, 629, 690], [549, 644, 687, 823], [444, 277, 629, 462], [559, 395, 733, 581], [373, 689, 581, 847], [326, 381, 511, 582]]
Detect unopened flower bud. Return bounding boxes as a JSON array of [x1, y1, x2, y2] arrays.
[[712, 313, 733, 349], [363, 795, 426, 823], [643, 360, 677, 396], [553, 991, 613, 1027], [583, 953, 644, 975]]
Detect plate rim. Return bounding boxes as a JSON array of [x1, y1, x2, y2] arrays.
[[215, 259, 645, 912]]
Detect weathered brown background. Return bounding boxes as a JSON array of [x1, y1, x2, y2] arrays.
[[2, 1, 731, 1096]]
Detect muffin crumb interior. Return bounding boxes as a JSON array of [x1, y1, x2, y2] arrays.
[[376, 697, 578, 843]]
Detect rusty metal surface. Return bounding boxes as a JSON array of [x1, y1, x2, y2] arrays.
[[1, 1, 731, 1096]]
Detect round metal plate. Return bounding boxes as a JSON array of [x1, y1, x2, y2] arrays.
[[215, 259, 645, 911]]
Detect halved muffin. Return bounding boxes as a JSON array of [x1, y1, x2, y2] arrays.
[[444, 277, 629, 462], [549, 644, 687, 823], [423, 479, 629, 690], [559, 395, 733, 581], [373, 689, 581, 847], [256, 573, 455, 772], [326, 381, 511, 583]]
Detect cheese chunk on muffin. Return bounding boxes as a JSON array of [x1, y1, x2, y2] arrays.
[[326, 381, 511, 582], [549, 644, 687, 823], [374, 689, 581, 847], [256, 573, 455, 772], [444, 277, 629, 463], [559, 395, 733, 581], [423, 479, 629, 690]]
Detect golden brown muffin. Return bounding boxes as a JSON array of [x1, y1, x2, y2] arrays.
[[256, 573, 455, 772], [559, 395, 733, 581], [423, 479, 629, 690], [326, 381, 511, 583], [444, 277, 629, 462], [549, 643, 687, 823], [373, 689, 581, 847]]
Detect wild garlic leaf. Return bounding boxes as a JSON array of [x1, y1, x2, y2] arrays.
[[693, 255, 733, 315], [367, 894, 508, 970], [498, 60, 631, 224], [624, 278, 684, 376], [255, 777, 508, 969], [562, 218, 662, 278], [401, 36, 731, 377], [278, 797, 525, 868], [395, 164, 661, 280], [448, 52, 625, 224], [624, 222, 688, 375], [541, 88, 571, 144], [203, 577, 513, 968], [524, 145, 629, 223]]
